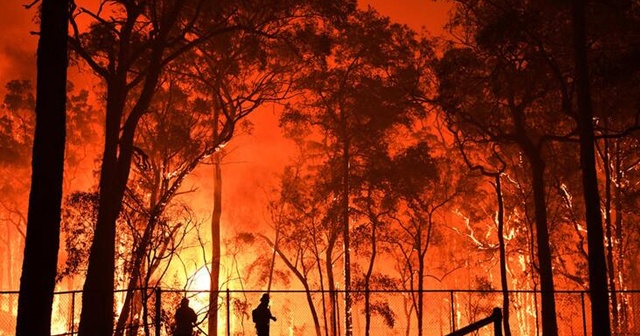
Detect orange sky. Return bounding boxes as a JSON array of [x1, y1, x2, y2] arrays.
[[362, 0, 451, 34], [0, 3, 37, 84], [0, 0, 451, 84]]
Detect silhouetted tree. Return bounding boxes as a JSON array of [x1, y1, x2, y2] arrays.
[[262, 143, 340, 336], [70, 1, 216, 332], [113, 80, 212, 336], [69, 0, 357, 333], [16, 0, 69, 334], [283, 10, 424, 334], [453, 137, 512, 336], [0, 80, 35, 293], [385, 143, 464, 336], [435, 2, 588, 332], [570, 1, 610, 334]]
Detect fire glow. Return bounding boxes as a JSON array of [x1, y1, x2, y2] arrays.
[[3, 0, 640, 336]]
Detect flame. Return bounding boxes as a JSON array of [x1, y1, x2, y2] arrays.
[[188, 266, 212, 291]]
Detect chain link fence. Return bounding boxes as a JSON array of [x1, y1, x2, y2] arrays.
[[0, 289, 638, 335]]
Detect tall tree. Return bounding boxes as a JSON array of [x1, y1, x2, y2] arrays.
[[69, 1, 245, 333], [570, 0, 611, 334], [595, 2, 640, 330], [436, 42, 563, 335], [435, 2, 597, 333], [69, 0, 357, 332], [112, 80, 213, 336], [16, 0, 69, 335], [1, 80, 35, 293], [208, 152, 222, 336], [385, 143, 464, 336], [186, 27, 298, 334], [71, 2, 200, 333], [284, 10, 424, 334], [453, 138, 512, 336]]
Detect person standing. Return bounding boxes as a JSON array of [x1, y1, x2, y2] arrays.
[[174, 297, 197, 336], [252, 293, 277, 336]]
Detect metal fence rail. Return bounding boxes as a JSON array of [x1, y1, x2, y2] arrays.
[[0, 289, 638, 335]]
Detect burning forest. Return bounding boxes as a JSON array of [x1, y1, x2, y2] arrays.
[[1, 0, 640, 335]]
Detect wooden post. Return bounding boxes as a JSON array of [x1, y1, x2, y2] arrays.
[[155, 288, 161, 336], [493, 308, 502, 336]]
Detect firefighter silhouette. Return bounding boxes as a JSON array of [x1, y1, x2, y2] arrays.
[[173, 297, 197, 336], [252, 293, 277, 336]]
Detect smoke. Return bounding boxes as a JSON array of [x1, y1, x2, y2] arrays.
[[0, 2, 38, 84]]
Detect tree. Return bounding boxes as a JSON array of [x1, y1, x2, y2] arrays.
[[585, 2, 640, 331], [440, 2, 640, 333], [112, 80, 213, 336], [260, 142, 341, 336], [70, 1, 207, 332], [570, 1, 610, 334], [16, 0, 69, 334], [435, 2, 590, 332], [350, 149, 398, 336], [68, 1, 255, 333], [453, 137, 512, 336], [0, 80, 35, 293], [184, 25, 298, 334], [384, 143, 464, 336], [283, 10, 425, 334], [69, 0, 358, 332]]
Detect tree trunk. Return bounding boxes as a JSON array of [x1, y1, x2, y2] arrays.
[[16, 0, 68, 334], [341, 126, 353, 336], [312, 231, 330, 336], [79, 19, 172, 334], [495, 175, 512, 336], [526, 150, 559, 336], [613, 144, 628, 330], [114, 215, 159, 336], [601, 136, 619, 331], [209, 153, 222, 336], [78, 83, 128, 336], [325, 238, 338, 336], [79, 153, 125, 336], [78, 2, 185, 333], [363, 214, 377, 336], [416, 220, 424, 336], [571, 1, 612, 334]]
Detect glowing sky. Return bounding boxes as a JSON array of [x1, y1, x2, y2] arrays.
[[0, 0, 450, 83], [362, 0, 451, 33]]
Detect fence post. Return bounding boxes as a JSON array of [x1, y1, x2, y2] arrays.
[[226, 288, 231, 336], [450, 290, 456, 332], [493, 307, 502, 336], [155, 287, 162, 336]]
